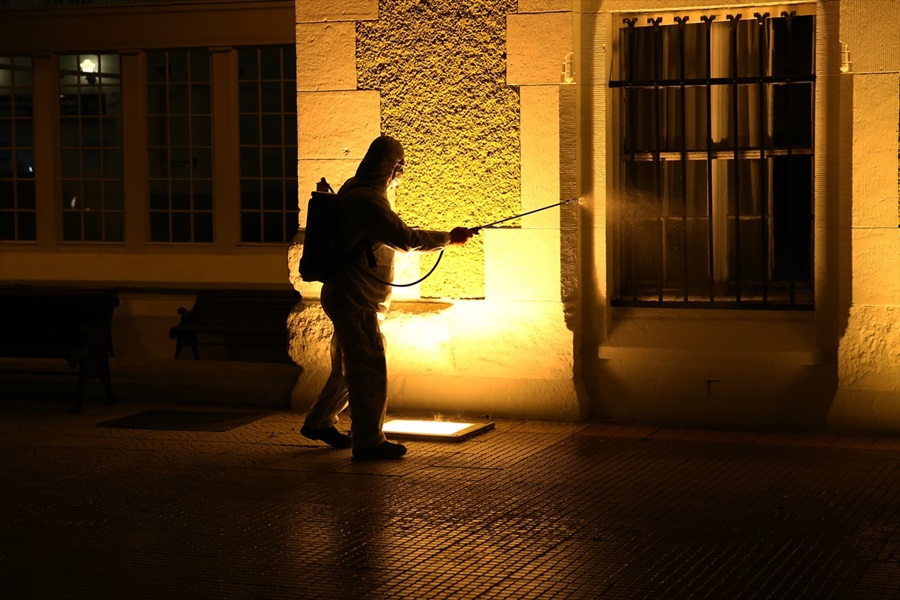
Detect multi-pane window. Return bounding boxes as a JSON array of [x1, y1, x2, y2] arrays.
[[237, 46, 298, 243], [59, 53, 123, 242], [147, 49, 213, 243], [609, 9, 815, 309], [0, 56, 35, 241]]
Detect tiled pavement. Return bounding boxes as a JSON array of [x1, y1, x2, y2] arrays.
[[1, 398, 899, 599]]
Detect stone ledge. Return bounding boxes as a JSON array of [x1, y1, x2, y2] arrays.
[[296, 0, 377, 23]]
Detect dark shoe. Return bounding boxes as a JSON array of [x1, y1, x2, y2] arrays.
[[300, 425, 351, 449], [352, 440, 407, 460]]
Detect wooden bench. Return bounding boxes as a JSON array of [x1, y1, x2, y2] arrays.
[[0, 286, 119, 413], [169, 289, 300, 364]]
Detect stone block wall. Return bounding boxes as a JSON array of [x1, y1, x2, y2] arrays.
[[828, 0, 900, 432], [290, 0, 899, 432], [290, 0, 586, 421]]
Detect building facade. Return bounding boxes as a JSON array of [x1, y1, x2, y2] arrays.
[[1, 0, 897, 432], [290, 0, 899, 432]]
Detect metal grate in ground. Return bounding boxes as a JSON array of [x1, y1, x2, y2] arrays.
[[0, 400, 898, 599]]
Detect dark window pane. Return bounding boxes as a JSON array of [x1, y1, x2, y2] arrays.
[[240, 148, 260, 178], [285, 147, 297, 178], [60, 150, 81, 177], [62, 211, 82, 240], [104, 211, 123, 242], [263, 180, 283, 210], [14, 119, 32, 146], [260, 83, 281, 112], [241, 212, 261, 242], [194, 180, 212, 211], [103, 118, 121, 147], [190, 49, 210, 82], [103, 150, 122, 178], [773, 84, 813, 148], [262, 148, 282, 178], [238, 49, 259, 81], [0, 211, 14, 239], [169, 51, 189, 82], [193, 148, 212, 178], [0, 120, 12, 147], [171, 180, 190, 210], [83, 150, 101, 175], [20, 213, 42, 245], [283, 87, 295, 116], [104, 181, 123, 209], [282, 50, 296, 79], [773, 15, 815, 77], [263, 212, 283, 243], [193, 212, 213, 242], [240, 115, 259, 145], [170, 148, 191, 178], [172, 212, 191, 242], [149, 149, 169, 177], [260, 47, 282, 80], [0, 181, 13, 208], [149, 180, 169, 210], [169, 117, 190, 146], [17, 180, 35, 209], [192, 116, 212, 145], [83, 180, 102, 210], [150, 212, 169, 241], [147, 52, 168, 83], [191, 85, 210, 114], [59, 119, 81, 148], [239, 83, 259, 112], [147, 85, 167, 114], [241, 180, 260, 210], [261, 115, 282, 145]]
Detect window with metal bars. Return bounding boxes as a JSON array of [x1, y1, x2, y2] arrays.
[[609, 8, 815, 309], [0, 56, 35, 241], [237, 46, 298, 244], [147, 49, 213, 243], [59, 53, 123, 242]]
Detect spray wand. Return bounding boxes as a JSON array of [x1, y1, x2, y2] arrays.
[[469, 197, 579, 233]]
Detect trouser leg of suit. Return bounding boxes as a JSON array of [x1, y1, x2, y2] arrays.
[[325, 304, 388, 450], [304, 332, 349, 429]]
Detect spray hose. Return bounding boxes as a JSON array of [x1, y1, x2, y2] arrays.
[[363, 197, 579, 288], [469, 197, 579, 233]]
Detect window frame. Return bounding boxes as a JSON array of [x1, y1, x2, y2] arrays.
[[608, 4, 817, 310]]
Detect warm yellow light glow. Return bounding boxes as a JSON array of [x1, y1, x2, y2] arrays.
[[382, 419, 495, 442], [79, 58, 97, 74], [383, 419, 473, 435]]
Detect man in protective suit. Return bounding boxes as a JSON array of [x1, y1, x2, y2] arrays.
[[300, 135, 473, 460]]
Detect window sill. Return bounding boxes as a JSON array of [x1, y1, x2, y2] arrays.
[[598, 307, 822, 366]]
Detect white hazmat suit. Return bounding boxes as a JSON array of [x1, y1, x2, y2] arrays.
[[304, 136, 453, 453]]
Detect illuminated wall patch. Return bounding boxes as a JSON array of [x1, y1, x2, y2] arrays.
[[358, 0, 520, 299]]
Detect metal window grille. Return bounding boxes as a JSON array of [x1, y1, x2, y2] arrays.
[[609, 9, 815, 309], [59, 53, 124, 242], [147, 49, 213, 243], [0, 56, 35, 241], [237, 46, 298, 244]]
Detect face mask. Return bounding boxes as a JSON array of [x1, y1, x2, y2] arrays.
[[388, 161, 404, 191]]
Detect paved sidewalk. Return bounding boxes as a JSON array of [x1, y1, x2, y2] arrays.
[[1, 398, 899, 599]]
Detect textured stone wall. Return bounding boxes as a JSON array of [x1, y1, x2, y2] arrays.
[[357, 0, 520, 298], [828, 0, 900, 432]]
